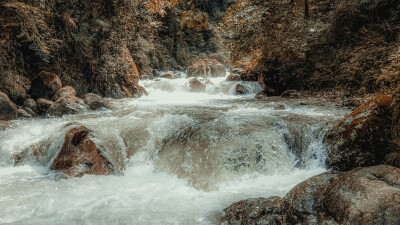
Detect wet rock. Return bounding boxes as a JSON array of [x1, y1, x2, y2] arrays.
[[51, 125, 113, 176], [17, 108, 32, 118], [83, 93, 109, 110], [0, 92, 18, 120], [223, 197, 285, 225], [235, 84, 246, 94], [189, 78, 206, 92], [52, 86, 76, 101], [187, 59, 226, 77], [29, 71, 62, 100], [0, 120, 11, 130], [47, 95, 89, 116], [324, 95, 393, 171], [37, 98, 55, 112], [281, 89, 302, 98], [226, 74, 241, 81], [159, 72, 175, 79], [96, 45, 147, 98], [23, 98, 38, 113], [223, 165, 400, 225]]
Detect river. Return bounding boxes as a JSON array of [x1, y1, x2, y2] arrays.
[[0, 74, 349, 224]]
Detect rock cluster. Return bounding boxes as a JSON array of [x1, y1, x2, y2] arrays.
[[223, 165, 400, 225], [0, 71, 111, 120]]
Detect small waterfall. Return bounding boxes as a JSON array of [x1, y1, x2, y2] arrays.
[[0, 75, 350, 224]]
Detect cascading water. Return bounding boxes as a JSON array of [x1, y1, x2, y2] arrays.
[[0, 73, 349, 224]]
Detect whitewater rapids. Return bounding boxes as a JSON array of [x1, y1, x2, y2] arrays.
[[0, 74, 349, 224]]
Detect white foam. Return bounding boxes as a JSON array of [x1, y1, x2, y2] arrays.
[[0, 163, 324, 225]]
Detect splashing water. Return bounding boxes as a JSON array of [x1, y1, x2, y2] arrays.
[[0, 74, 349, 224]]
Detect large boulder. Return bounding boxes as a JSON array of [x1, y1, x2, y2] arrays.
[[187, 59, 226, 78], [324, 95, 393, 171], [0, 92, 18, 120], [29, 71, 62, 100], [51, 125, 114, 176], [189, 78, 206, 92], [223, 165, 400, 225]]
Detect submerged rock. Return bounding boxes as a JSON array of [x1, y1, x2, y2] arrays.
[[324, 95, 393, 171], [235, 84, 246, 94], [29, 71, 62, 100], [0, 92, 18, 120], [51, 125, 114, 177], [223, 165, 400, 225], [189, 78, 206, 92]]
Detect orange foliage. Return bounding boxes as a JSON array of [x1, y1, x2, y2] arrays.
[[144, 0, 179, 16]]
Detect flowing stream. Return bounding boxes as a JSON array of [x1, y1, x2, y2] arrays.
[[0, 74, 349, 224]]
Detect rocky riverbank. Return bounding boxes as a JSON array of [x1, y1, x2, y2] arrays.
[[223, 165, 400, 225], [223, 91, 400, 224]]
